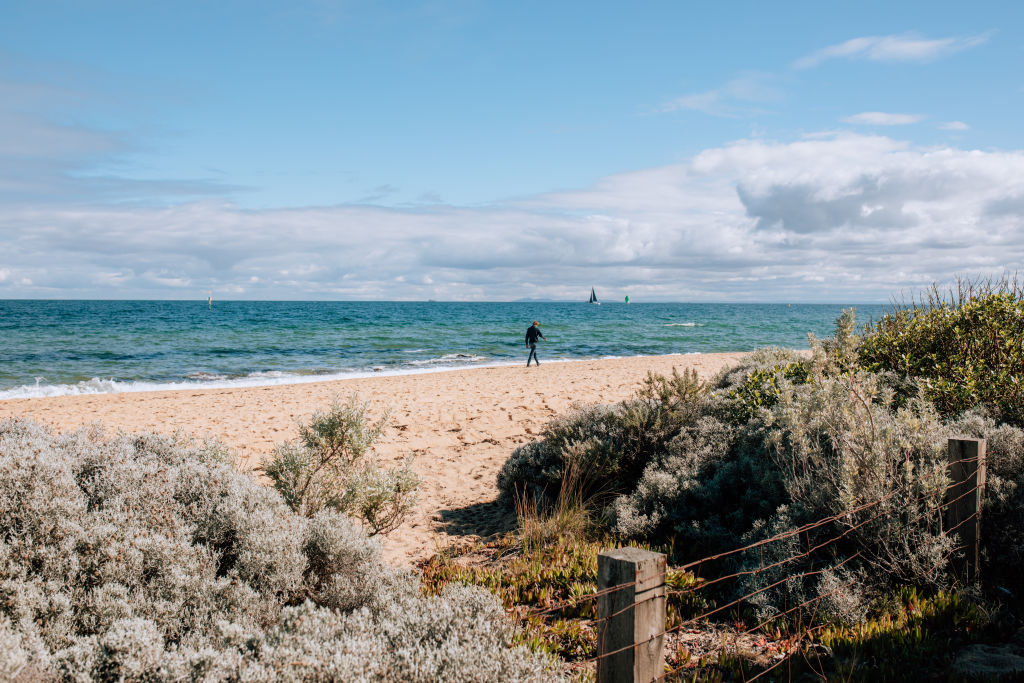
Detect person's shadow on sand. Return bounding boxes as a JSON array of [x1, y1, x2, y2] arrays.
[[435, 499, 517, 540]]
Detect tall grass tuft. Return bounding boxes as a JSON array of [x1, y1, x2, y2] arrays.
[[514, 456, 592, 553]]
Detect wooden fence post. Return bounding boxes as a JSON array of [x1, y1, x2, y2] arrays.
[[945, 438, 987, 584], [597, 547, 666, 683]]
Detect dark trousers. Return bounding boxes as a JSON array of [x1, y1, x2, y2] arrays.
[[527, 343, 539, 366]]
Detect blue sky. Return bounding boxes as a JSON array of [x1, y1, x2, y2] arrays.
[[1, 0, 1022, 300]]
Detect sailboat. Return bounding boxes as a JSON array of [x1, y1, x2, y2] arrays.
[[588, 287, 600, 305]]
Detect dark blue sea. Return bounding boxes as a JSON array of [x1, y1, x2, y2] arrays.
[[0, 300, 892, 398]]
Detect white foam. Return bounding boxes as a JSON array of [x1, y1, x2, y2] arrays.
[[0, 361, 510, 399], [407, 353, 488, 366], [186, 372, 231, 381], [663, 322, 704, 327]]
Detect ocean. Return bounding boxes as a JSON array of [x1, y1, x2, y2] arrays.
[[0, 300, 892, 399]]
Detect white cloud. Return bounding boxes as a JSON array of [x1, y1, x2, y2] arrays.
[[3, 133, 1024, 302], [842, 112, 925, 126], [659, 73, 782, 117], [940, 121, 970, 131], [794, 33, 989, 69]]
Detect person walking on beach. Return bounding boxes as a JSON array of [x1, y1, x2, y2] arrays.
[[525, 321, 546, 367]]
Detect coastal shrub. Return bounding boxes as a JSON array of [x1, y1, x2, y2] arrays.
[[859, 281, 1024, 426], [729, 371, 958, 622], [610, 350, 813, 552], [0, 417, 561, 681], [262, 394, 419, 535], [496, 368, 705, 510], [613, 339, 968, 612], [710, 347, 810, 395], [610, 414, 787, 553]]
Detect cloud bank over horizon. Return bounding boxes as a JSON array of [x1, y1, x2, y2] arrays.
[[2, 3, 1020, 304], [3, 132, 1023, 303]]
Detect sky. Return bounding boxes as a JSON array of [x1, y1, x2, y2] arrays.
[[1, 0, 1022, 302]]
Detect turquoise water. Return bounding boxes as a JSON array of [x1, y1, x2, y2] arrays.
[[0, 300, 891, 398]]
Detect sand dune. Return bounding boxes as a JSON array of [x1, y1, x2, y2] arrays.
[[0, 353, 745, 565]]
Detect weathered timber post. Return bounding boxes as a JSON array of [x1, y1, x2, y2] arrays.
[[597, 547, 666, 683], [945, 438, 987, 584]]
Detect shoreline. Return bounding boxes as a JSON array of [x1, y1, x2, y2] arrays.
[[0, 352, 749, 565], [0, 351, 719, 401]]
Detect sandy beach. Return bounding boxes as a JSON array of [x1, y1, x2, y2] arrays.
[[0, 352, 745, 565]]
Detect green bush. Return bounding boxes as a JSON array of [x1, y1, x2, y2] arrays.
[[615, 363, 960, 614], [710, 347, 811, 424], [262, 394, 418, 535], [611, 349, 810, 554], [859, 287, 1024, 426]]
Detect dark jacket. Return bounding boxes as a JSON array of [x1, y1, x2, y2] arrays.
[[525, 325, 545, 345]]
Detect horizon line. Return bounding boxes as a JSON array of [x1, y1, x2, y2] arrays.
[[0, 297, 894, 305]]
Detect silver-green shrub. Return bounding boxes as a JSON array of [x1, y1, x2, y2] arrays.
[[262, 394, 418, 535], [608, 351, 806, 553], [610, 415, 739, 541], [584, 333, 1024, 622], [725, 371, 955, 621], [497, 369, 707, 511], [0, 418, 560, 681], [610, 347, 959, 609], [496, 403, 624, 505]]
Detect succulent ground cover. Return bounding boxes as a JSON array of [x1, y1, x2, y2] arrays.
[[419, 533, 996, 681]]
